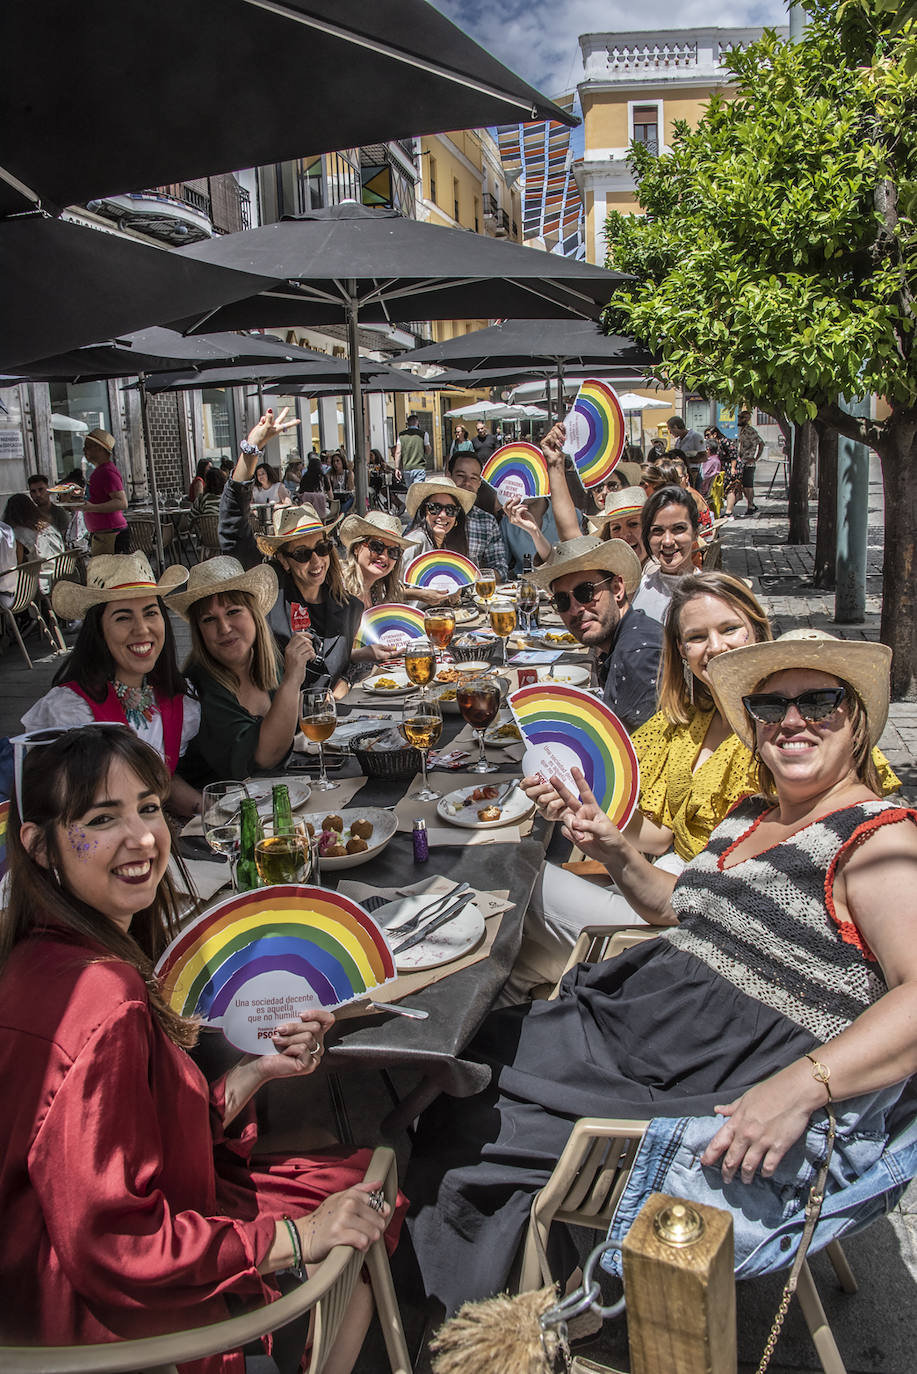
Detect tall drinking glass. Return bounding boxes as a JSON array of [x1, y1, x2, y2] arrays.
[[401, 694, 443, 800], [456, 676, 501, 774], [488, 601, 516, 666], [255, 823, 311, 885], [517, 579, 539, 633], [404, 636, 436, 697], [300, 688, 338, 791], [475, 567, 497, 604], [202, 781, 250, 890], [423, 607, 456, 670]]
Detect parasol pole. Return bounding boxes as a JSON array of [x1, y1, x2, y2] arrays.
[[346, 282, 368, 513], [138, 374, 167, 570]]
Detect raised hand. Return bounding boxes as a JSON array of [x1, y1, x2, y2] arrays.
[[248, 406, 301, 451], [540, 422, 567, 469], [553, 768, 626, 865]]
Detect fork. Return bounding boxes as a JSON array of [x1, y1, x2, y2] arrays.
[[384, 883, 473, 937]]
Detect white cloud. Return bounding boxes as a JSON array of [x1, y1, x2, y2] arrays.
[[433, 0, 789, 97]]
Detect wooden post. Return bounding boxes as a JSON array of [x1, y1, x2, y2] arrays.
[[622, 1192, 736, 1374]]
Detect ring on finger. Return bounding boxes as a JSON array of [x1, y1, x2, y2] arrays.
[[308, 1043, 322, 1059], [367, 1189, 385, 1213]]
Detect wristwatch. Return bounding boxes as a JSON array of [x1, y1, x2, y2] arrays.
[[239, 439, 262, 457]]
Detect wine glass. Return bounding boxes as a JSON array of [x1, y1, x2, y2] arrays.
[[475, 567, 497, 605], [517, 578, 539, 633], [300, 688, 338, 791], [423, 607, 456, 670], [255, 823, 311, 886], [401, 694, 443, 800], [488, 601, 517, 666], [202, 781, 250, 889], [404, 636, 436, 697], [456, 676, 501, 774]]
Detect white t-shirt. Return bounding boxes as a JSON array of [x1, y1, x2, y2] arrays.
[[21, 686, 201, 762], [631, 563, 679, 625], [252, 482, 290, 506]]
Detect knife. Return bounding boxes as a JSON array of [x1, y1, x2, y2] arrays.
[[391, 893, 474, 954]]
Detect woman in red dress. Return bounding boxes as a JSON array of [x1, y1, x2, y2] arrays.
[[0, 725, 403, 1374]]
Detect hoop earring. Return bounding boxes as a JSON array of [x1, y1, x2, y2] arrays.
[[681, 657, 694, 706]]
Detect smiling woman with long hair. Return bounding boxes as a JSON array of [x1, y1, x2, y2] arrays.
[[20, 553, 201, 816], [0, 725, 404, 1372]]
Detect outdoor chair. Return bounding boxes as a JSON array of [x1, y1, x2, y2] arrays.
[[127, 516, 174, 573], [192, 511, 221, 560], [0, 559, 65, 668], [1, 1146, 411, 1374], [521, 925, 873, 1374], [169, 509, 198, 566]]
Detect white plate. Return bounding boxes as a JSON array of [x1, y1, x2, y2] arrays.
[[436, 784, 534, 830], [453, 605, 481, 625], [484, 719, 524, 748], [433, 660, 492, 681], [301, 806, 398, 870], [362, 669, 414, 695], [375, 894, 486, 972], [534, 664, 591, 687], [244, 777, 312, 817]]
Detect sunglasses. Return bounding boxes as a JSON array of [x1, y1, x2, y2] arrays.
[[9, 724, 129, 817], [365, 537, 401, 562], [285, 540, 333, 563], [742, 687, 847, 726], [550, 577, 613, 613], [423, 502, 460, 518]]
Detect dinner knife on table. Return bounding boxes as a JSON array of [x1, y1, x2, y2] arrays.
[[391, 892, 475, 955]]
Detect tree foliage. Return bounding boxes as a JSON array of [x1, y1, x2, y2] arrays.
[[603, 25, 917, 422]]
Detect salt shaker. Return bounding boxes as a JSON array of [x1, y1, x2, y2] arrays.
[[412, 817, 429, 864]]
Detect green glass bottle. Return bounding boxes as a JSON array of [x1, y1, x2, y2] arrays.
[[272, 783, 294, 836], [236, 798, 263, 891]]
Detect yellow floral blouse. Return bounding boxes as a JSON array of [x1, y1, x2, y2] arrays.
[[631, 707, 901, 863]]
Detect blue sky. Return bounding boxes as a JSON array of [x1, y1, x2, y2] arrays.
[[432, 0, 790, 98]]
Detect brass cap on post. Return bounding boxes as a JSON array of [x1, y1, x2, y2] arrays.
[[652, 1201, 705, 1248]]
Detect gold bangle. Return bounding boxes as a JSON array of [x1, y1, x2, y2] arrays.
[[805, 1053, 833, 1101]]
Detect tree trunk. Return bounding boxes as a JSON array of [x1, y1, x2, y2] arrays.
[[788, 420, 814, 544], [812, 421, 838, 588], [878, 416, 917, 700]]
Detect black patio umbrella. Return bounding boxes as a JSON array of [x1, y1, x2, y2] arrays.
[[2, 0, 574, 219], [169, 203, 633, 508], [397, 319, 658, 419], [0, 217, 272, 373], [8, 328, 330, 382]]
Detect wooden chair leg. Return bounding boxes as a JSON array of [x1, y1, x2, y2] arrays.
[[2, 609, 33, 668], [825, 1239, 857, 1294], [795, 1260, 848, 1374]]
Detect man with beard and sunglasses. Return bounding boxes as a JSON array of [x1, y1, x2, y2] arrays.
[[531, 534, 662, 733], [219, 411, 363, 695]]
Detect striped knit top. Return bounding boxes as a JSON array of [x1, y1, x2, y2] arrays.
[[665, 796, 917, 1041]]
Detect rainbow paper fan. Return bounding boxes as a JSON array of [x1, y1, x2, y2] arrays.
[[509, 683, 640, 828], [404, 549, 479, 592], [563, 379, 626, 489], [154, 886, 395, 1053], [355, 603, 427, 650], [481, 442, 549, 501]]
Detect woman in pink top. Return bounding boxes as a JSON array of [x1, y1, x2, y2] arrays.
[[77, 429, 129, 555]]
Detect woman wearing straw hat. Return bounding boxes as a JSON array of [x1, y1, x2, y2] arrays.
[[401, 475, 477, 576], [170, 557, 316, 789], [220, 410, 362, 695], [339, 509, 447, 614], [588, 484, 648, 564], [21, 554, 202, 816], [408, 629, 917, 1315]]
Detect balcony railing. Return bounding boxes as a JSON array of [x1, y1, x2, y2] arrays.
[[156, 182, 211, 217], [482, 191, 499, 218]]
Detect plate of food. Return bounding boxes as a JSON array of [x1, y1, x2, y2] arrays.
[[534, 664, 591, 687], [362, 669, 414, 695], [484, 719, 523, 748], [300, 807, 397, 870], [434, 661, 492, 682], [453, 605, 482, 625], [436, 783, 534, 830], [538, 629, 579, 646], [244, 777, 312, 817], [374, 893, 486, 972]]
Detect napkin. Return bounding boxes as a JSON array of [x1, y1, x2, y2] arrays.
[[452, 720, 525, 765]]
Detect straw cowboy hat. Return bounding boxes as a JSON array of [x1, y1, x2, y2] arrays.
[[614, 460, 643, 488], [255, 502, 339, 556], [529, 534, 642, 599], [338, 509, 412, 553], [589, 484, 646, 536], [707, 629, 892, 748], [167, 556, 279, 619], [405, 475, 476, 519], [51, 553, 187, 621]]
